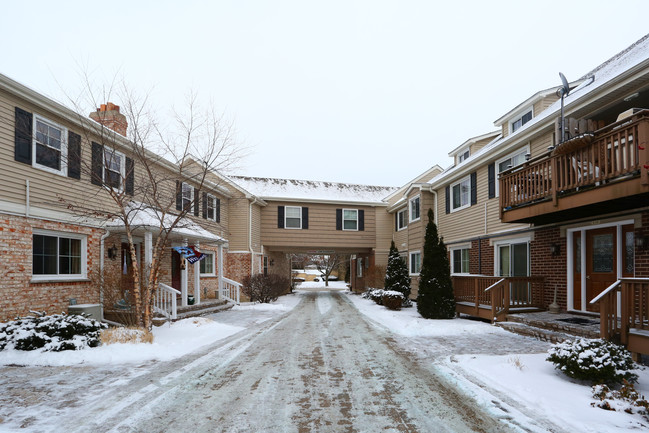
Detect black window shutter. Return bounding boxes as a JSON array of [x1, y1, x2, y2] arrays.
[[202, 192, 208, 219], [277, 206, 285, 228], [488, 163, 495, 199], [67, 131, 81, 179], [358, 209, 364, 231], [125, 157, 134, 195], [302, 207, 309, 229], [336, 209, 342, 230], [445, 186, 450, 214], [395, 213, 398, 231], [91, 142, 103, 186], [176, 181, 182, 211], [193, 188, 199, 216], [470, 172, 477, 205], [14, 107, 32, 164], [216, 198, 221, 223]]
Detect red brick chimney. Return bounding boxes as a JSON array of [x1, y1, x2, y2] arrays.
[[89, 102, 128, 136]]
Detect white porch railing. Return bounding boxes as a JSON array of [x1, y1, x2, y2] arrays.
[[154, 282, 180, 320], [220, 277, 242, 305]]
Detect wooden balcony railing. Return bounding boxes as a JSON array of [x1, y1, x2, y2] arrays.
[[452, 275, 545, 322], [500, 110, 649, 215], [590, 278, 649, 358]]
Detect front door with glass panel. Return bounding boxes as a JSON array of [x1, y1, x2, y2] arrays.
[[499, 242, 530, 305], [585, 227, 617, 312]]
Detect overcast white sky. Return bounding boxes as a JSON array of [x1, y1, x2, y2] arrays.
[[2, 1, 648, 187]]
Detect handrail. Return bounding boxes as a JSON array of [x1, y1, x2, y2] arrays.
[[589, 279, 621, 304], [154, 282, 180, 320], [159, 282, 181, 295], [220, 277, 242, 305], [484, 278, 506, 292], [222, 277, 241, 286]]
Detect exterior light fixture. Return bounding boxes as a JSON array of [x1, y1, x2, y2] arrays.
[[107, 244, 118, 260], [550, 243, 561, 256], [636, 235, 648, 250]]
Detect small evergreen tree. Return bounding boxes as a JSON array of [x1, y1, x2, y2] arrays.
[[417, 209, 456, 319], [384, 241, 411, 301]]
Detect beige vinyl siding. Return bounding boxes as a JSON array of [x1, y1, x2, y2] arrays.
[[227, 197, 250, 251], [374, 207, 393, 267], [529, 131, 554, 156], [261, 201, 376, 250], [469, 135, 497, 156], [533, 95, 558, 118]]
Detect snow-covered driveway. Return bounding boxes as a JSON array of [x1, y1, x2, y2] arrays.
[[110, 290, 509, 433]]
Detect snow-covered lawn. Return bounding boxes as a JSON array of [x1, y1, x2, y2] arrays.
[[345, 292, 649, 432], [0, 293, 302, 367]]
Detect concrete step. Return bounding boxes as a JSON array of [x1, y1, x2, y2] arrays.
[[153, 300, 234, 326], [505, 313, 600, 339], [495, 321, 575, 344]]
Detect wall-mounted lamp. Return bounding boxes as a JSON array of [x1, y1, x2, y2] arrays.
[[269, 259, 275, 266], [107, 244, 118, 260], [550, 243, 561, 256], [525, 153, 532, 161], [636, 235, 649, 250]]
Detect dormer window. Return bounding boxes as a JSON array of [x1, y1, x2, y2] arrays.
[[458, 149, 470, 163], [511, 109, 533, 133]]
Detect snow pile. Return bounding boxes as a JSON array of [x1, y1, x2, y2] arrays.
[[0, 313, 106, 352]]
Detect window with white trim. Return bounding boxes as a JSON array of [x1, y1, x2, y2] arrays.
[[494, 239, 530, 277], [32, 231, 86, 279], [285, 206, 302, 229], [510, 109, 532, 133], [33, 115, 67, 176], [206, 194, 217, 221], [409, 251, 421, 275], [103, 147, 125, 190], [181, 182, 194, 212], [409, 196, 420, 222], [200, 252, 215, 275], [451, 177, 470, 211], [496, 147, 529, 196], [397, 208, 407, 230], [343, 209, 358, 231], [458, 149, 470, 163], [451, 247, 470, 274]]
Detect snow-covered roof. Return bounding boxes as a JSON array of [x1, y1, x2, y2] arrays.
[[426, 33, 649, 188], [105, 204, 226, 244], [229, 176, 397, 204]]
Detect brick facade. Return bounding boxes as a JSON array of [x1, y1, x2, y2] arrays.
[[0, 214, 103, 321], [530, 227, 566, 309]]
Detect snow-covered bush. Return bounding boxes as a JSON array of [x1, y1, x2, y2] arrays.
[[0, 312, 107, 352], [381, 290, 404, 310], [242, 273, 290, 303], [368, 289, 385, 305], [547, 338, 638, 384], [592, 380, 648, 421]]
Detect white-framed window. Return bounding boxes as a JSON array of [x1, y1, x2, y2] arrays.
[[103, 147, 125, 190], [510, 108, 533, 133], [32, 230, 87, 280], [458, 149, 470, 164], [285, 206, 302, 229], [450, 247, 470, 274], [493, 237, 531, 277], [200, 252, 215, 276], [357, 257, 363, 277], [450, 177, 471, 212], [496, 146, 530, 196], [409, 251, 421, 275], [409, 196, 420, 222], [397, 208, 407, 231], [33, 115, 67, 176], [343, 209, 358, 231], [206, 194, 217, 221], [181, 182, 194, 212]]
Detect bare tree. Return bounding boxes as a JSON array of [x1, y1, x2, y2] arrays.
[[57, 77, 243, 329], [310, 254, 347, 287]]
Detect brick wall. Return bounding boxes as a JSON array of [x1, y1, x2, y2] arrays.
[[530, 226, 566, 309], [0, 214, 103, 322], [468, 238, 494, 275]]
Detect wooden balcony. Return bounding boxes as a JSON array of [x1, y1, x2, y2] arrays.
[[591, 278, 649, 359], [453, 275, 545, 322], [500, 111, 649, 224]]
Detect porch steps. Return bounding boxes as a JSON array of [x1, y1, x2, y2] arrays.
[[153, 299, 234, 326], [495, 313, 600, 343]]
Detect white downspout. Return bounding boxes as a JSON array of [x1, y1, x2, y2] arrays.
[[25, 179, 30, 218], [100, 229, 111, 320], [429, 187, 438, 225]]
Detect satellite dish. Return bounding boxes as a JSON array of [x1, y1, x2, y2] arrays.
[[558, 72, 570, 97]]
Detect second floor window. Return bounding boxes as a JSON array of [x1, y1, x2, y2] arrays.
[[182, 183, 193, 212], [458, 149, 470, 163], [285, 206, 302, 229], [34, 116, 66, 175], [343, 209, 358, 230], [207, 194, 217, 221], [103, 148, 124, 189], [451, 177, 470, 211], [397, 208, 407, 230], [409, 196, 420, 222], [511, 110, 532, 132]]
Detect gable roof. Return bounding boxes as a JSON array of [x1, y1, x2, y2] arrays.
[[229, 176, 397, 205]]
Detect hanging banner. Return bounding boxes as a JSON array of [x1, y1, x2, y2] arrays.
[[172, 246, 206, 264]]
